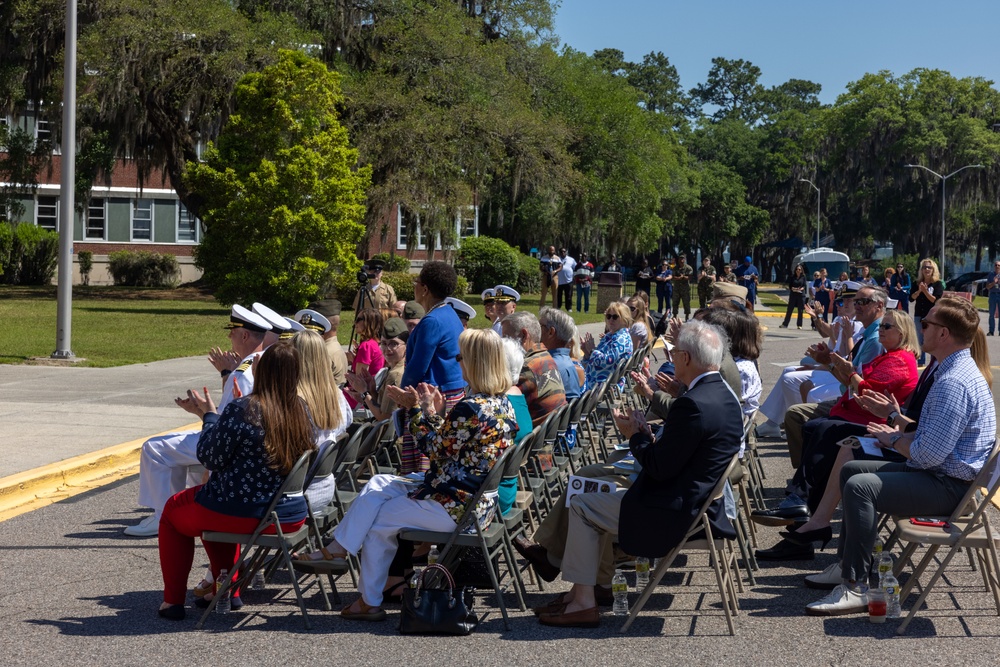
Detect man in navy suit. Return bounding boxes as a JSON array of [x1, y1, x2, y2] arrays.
[[538, 319, 744, 628]]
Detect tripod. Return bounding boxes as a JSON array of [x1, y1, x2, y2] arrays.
[[348, 281, 378, 351]]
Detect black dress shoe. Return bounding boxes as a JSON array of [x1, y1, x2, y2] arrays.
[[513, 535, 560, 582], [755, 538, 814, 562], [780, 525, 833, 549], [751, 494, 810, 526]]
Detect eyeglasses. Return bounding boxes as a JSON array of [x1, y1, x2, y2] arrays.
[[605, 313, 619, 320], [922, 266, 933, 270], [878, 323, 895, 331], [853, 297, 875, 307], [380, 339, 403, 350], [896, 265, 904, 269], [921, 319, 946, 331]]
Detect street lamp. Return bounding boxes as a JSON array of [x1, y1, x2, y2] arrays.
[[799, 178, 820, 249], [904, 163, 984, 281], [53, 0, 77, 360]]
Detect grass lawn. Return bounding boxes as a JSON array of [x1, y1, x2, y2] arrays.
[[0, 286, 611, 367]]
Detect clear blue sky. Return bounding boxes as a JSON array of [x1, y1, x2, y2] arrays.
[[554, 0, 1000, 104]]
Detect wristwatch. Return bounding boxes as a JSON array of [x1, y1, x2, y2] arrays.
[[888, 433, 903, 448], [887, 410, 900, 427]]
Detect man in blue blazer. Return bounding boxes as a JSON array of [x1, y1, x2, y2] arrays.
[[538, 320, 744, 628]]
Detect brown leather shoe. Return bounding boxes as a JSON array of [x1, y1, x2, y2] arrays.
[[533, 592, 570, 616], [538, 605, 600, 628], [513, 535, 560, 583]]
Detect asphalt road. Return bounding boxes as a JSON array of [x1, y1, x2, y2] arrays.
[[3, 321, 1000, 664]]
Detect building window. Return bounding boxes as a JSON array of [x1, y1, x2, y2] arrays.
[[177, 203, 198, 242], [397, 206, 423, 250], [86, 198, 106, 240], [457, 205, 477, 240], [35, 118, 51, 145], [131, 198, 153, 241], [37, 195, 58, 231]]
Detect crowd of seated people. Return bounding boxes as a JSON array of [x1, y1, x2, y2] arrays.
[[141, 251, 998, 631]]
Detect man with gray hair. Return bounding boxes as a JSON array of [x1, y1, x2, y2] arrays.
[[538, 320, 743, 628], [539, 307, 585, 400], [502, 311, 567, 425]]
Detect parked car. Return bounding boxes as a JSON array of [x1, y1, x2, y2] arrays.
[[948, 271, 990, 295]]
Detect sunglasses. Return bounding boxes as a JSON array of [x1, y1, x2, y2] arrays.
[[605, 313, 619, 320], [920, 319, 946, 330], [853, 297, 875, 307], [878, 323, 895, 331]]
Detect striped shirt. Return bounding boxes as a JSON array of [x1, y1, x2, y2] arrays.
[[908, 349, 995, 481]]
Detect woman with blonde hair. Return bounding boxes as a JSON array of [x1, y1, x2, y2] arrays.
[[295, 328, 515, 622], [581, 301, 634, 389], [626, 294, 654, 351], [910, 258, 944, 365], [293, 330, 352, 514]]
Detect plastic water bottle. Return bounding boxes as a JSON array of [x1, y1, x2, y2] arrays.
[[877, 551, 893, 588], [635, 557, 650, 589], [882, 571, 901, 618], [428, 544, 440, 565], [215, 569, 231, 614], [612, 568, 629, 616], [409, 567, 423, 588], [871, 538, 884, 584], [251, 569, 266, 591]]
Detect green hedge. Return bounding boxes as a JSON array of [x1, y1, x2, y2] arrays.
[[0, 222, 59, 285], [456, 236, 519, 293], [517, 253, 540, 294], [107, 250, 180, 287], [370, 252, 411, 273]]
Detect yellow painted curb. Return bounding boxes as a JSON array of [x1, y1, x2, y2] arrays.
[[0, 421, 202, 523]]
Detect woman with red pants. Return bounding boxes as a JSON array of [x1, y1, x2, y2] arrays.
[[157, 342, 314, 620]]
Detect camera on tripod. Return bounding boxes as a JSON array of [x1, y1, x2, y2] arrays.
[[357, 268, 370, 285]]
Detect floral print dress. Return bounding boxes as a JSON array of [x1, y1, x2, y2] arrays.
[[408, 393, 516, 521]]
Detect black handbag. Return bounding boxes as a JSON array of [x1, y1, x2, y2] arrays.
[[399, 564, 479, 635]]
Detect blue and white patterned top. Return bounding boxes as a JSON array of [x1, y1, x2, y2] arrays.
[[735, 358, 761, 417], [909, 349, 996, 481], [195, 398, 308, 522], [584, 328, 633, 390]]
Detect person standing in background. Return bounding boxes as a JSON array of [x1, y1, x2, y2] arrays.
[[557, 247, 577, 313], [890, 263, 911, 314], [986, 260, 1000, 335], [780, 263, 808, 329], [539, 245, 559, 308], [634, 258, 653, 297], [575, 253, 595, 313], [671, 254, 694, 321], [654, 258, 673, 316], [736, 255, 760, 306], [697, 257, 716, 308]]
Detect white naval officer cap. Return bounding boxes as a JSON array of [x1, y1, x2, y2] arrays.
[[492, 285, 520, 303], [252, 302, 292, 332], [445, 297, 476, 321], [224, 304, 272, 333], [294, 309, 332, 334]]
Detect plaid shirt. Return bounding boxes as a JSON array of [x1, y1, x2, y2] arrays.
[[909, 349, 996, 481]]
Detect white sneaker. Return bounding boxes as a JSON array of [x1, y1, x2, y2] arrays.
[[804, 562, 843, 590], [755, 421, 784, 438], [124, 514, 159, 537], [805, 584, 867, 616]]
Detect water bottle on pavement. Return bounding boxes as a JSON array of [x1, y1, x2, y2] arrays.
[[215, 569, 231, 614], [428, 544, 440, 565], [877, 551, 893, 588], [871, 538, 884, 585], [251, 569, 266, 591], [635, 557, 650, 589], [612, 568, 629, 616], [882, 571, 901, 618]]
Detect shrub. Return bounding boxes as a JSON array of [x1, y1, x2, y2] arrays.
[[3, 223, 59, 285], [371, 252, 410, 273], [516, 253, 540, 294], [454, 275, 468, 297], [456, 236, 519, 293], [381, 270, 416, 302], [77, 250, 93, 286], [0, 222, 12, 280], [107, 250, 179, 287]]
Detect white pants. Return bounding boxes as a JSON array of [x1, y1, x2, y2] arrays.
[[806, 379, 843, 404], [137, 430, 201, 520], [333, 474, 456, 606], [759, 367, 837, 424]]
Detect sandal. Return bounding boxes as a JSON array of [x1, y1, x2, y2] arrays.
[[293, 545, 348, 570], [341, 598, 386, 622], [193, 578, 214, 598]]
